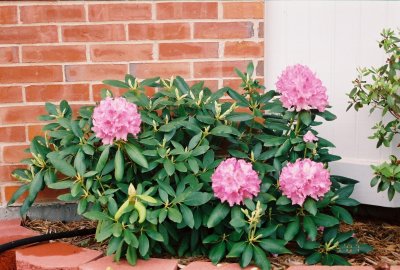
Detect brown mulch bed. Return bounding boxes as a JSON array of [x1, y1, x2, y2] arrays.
[[22, 217, 400, 269]]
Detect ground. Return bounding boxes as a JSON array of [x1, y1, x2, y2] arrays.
[[23, 216, 400, 269]]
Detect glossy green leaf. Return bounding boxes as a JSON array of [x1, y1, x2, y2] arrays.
[[207, 203, 230, 228]]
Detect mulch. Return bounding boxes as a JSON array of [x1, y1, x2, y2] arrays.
[[22, 216, 400, 269]]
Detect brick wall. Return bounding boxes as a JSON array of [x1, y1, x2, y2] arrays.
[[0, 1, 264, 206]]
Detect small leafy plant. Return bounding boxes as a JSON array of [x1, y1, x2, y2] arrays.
[[348, 28, 400, 201], [10, 63, 371, 269]]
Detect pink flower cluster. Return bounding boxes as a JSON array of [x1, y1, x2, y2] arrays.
[[92, 97, 141, 145], [279, 158, 331, 206], [303, 131, 318, 143], [211, 158, 261, 206], [276, 64, 328, 112]]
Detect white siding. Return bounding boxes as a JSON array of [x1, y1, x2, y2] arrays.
[[265, 1, 400, 206]]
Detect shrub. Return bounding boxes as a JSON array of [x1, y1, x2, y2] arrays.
[[348, 28, 400, 201], [10, 63, 371, 269]]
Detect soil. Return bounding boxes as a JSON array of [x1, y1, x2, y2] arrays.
[[22, 216, 400, 269]]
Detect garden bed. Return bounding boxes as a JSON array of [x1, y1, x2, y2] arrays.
[[23, 216, 400, 269]]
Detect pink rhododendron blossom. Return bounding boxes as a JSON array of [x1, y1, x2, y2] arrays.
[[211, 158, 261, 206], [279, 158, 331, 206], [276, 64, 328, 112], [303, 131, 318, 143], [92, 97, 141, 145]]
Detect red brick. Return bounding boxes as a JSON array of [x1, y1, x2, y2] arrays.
[[3, 145, 30, 163], [0, 106, 46, 125], [27, 125, 45, 141], [185, 262, 256, 270], [259, 22, 264, 38], [0, 6, 17, 24], [0, 26, 58, 44], [0, 164, 25, 182], [0, 86, 23, 103], [287, 267, 374, 270], [93, 83, 130, 101], [194, 22, 253, 39], [188, 79, 219, 90], [257, 61, 264, 76], [223, 2, 264, 19], [22, 45, 86, 63], [16, 242, 102, 270], [0, 66, 62, 83], [0, 222, 38, 270], [80, 256, 178, 270], [130, 62, 190, 78], [26, 84, 90, 102], [66, 64, 127, 82], [225, 41, 264, 58], [157, 2, 217, 20], [223, 79, 243, 90], [0, 219, 21, 229], [20, 5, 85, 23], [129, 23, 190, 40], [62, 24, 125, 42], [194, 61, 250, 78], [0, 127, 26, 143], [159, 42, 218, 60], [89, 3, 151, 21], [90, 44, 153, 62], [4, 185, 68, 204], [0, 47, 18, 64]]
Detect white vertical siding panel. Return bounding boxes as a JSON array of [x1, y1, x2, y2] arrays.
[[265, 1, 400, 206]]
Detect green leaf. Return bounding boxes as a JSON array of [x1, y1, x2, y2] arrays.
[[299, 111, 312, 126], [95, 145, 110, 173], [246, 62, 254, 76], [227, 88, 249, 106], [207, 203, 230, 228], [304, 198, 318, 216], [146, 230, 164, 242], [7, 184, 29, 206], [138, 234, 149, 257], [48, 180, 74, 190], [126, 246, 137, 266], [114, 148, 124, 181], [210, 125, 241, 137], [28, 170, 44, 200], [253, 245, 271, 270], [188, 133, 202, 150], [124, 230, 139, 248], [241, 244, 253, 267], [284, 217, 300, 241], [259, 239, 291, 254], [303, 216, 317, 241], [312, 213, 339, 227], [335, 198, 359, 207], [48, 157, 76, 177], [180, 204, 194, 228], [317, 110, 336, 121], [125, 143, 148, 168], [83, 211, 111, 221], [257, 224, 279, 238], [188, 158, 199, 174], [174, 76, 189, 94], [226, 112, 254, 122], [184, 192, 212, 206], [209, 241, 226, 264], [305, 252, 322, 265], [331, 205, 353, 224], [163, 159, 175, 176], [136, 194, 157, 204], [168, 207, 183, 223], [227, 241, 246, 258], [103, 80, 130, 89]]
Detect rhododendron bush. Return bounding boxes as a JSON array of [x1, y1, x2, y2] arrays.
[[10, 63, 371, 269]]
